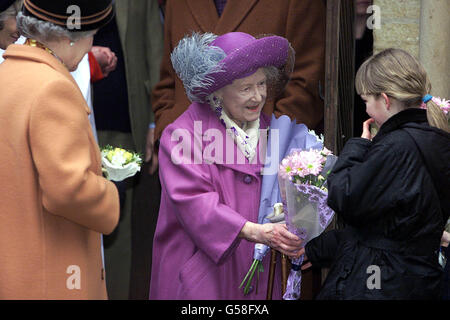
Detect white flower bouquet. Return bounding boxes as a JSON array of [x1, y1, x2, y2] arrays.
[[101, 145, 142, 181]]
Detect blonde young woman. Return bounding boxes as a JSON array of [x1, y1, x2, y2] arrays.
[[301, 48, 450, 299]]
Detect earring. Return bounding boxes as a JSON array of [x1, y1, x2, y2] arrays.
[[70, 41, 75, 47], [210, 95, 223, 117], [211, 95, 223, 108]]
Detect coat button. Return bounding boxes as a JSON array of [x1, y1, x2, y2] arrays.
[[243, 175, 252, 184], [341, 265, 351, 278]]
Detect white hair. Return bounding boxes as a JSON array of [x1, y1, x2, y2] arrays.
[[0, 0, 22, 30], [16, 11, 96, 42]]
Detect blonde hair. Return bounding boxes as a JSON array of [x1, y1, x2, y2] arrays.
[[355, 48, 449, 132]]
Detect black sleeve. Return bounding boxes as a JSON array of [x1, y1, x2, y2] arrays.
[[327, 138, 400, 227], [305, 229, 343, 268]]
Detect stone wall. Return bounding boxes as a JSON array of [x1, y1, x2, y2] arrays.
[[373, 0, 450, 98], [373, 0, 421, 57]]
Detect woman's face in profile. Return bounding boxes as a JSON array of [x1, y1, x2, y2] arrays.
[[216, 68, 267, 127], [0, 15, 20, 50]]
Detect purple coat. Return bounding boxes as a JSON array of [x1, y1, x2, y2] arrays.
[[149, 102, 282, 299]]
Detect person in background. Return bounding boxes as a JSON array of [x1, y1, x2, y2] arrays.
[[301, 48, 450, 300], [0, 0, 21, 49], [90, 45, 117, 79], [353, 0, 373, 137], [0, 0, 120, 299], [152, 0, 326, 142], [156, 0, 166, 24], [91, 0, 163, 299]]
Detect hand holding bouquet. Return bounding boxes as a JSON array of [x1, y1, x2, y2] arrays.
[[101, 145, 142, 181], [240, 119, 327, 298], [279, 147, 337, 300], [239, 203, 285, 295]]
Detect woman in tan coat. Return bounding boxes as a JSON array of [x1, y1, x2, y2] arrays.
[[0, 0, 119, 299]]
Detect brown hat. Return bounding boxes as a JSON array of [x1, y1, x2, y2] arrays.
[[22, 0, 114, 31]]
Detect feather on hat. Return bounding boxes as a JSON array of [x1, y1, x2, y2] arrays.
[[171, 32, 294, 103]]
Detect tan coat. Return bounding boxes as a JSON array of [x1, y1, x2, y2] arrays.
[[0, 45, 120, 299], [152, 0, 326, 140]]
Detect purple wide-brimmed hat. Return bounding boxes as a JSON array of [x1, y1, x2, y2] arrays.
[[171, 31, 294, 103]]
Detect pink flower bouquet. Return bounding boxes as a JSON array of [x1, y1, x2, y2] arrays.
[[278, 147, 337, 300]]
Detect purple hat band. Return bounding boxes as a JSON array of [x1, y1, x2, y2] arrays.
[[193, 32, 290, 99]]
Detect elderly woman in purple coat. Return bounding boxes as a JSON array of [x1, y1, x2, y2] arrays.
[[149, 32, 303, 300]]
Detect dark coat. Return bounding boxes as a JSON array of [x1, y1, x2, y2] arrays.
[[114, 0, 163, 153], [306, 108, 450, 300]]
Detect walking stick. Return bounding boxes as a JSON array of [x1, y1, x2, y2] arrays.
[[266, 248, 277, 300], [281, 253, 288, 294]]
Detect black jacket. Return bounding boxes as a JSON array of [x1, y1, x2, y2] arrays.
[[306, 108, 450, 299]]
